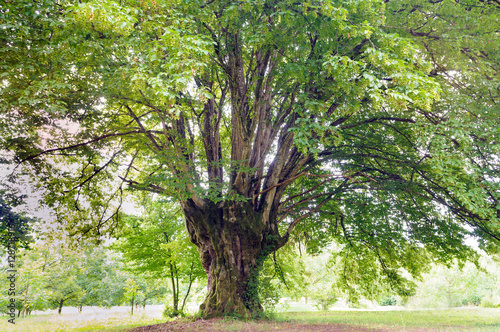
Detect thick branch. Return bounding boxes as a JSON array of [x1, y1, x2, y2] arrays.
[[19, 130, 142, 164]]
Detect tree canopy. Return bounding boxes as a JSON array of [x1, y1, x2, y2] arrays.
[[1, 0, 499, 317], [0, 195, 36, 250]]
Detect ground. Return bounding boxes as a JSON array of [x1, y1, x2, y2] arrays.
[[2, 303, 498, 331], [129, 318, 437, 332]]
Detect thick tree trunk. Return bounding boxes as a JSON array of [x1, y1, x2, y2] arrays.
[[183, 200, 281, 318]]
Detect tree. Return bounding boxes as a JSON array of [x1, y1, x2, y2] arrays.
[[0, 164, 37, 251], [1, 0, 499, 318], [409, 257, 500, 308], [0, 254, 49, 317], [138, 277, 169, 311], [296, 250, 338, 310], [0, 195, 36, 251], [5, 236, 85, 315], [35, 239, 86, 314], [113, 198, 205, 316], [75, 246, 125, 311], [123, 278, 140, 315]]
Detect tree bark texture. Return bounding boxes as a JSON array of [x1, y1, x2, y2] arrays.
[[183, 199, 283, 318]]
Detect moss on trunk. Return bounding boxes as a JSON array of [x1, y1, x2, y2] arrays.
[[183, 199, 279, 318]]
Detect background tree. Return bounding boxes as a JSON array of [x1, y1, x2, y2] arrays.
[[33, 237, 86, 314], [138, 277, 169, 311], [5, 235, 85, 315], [2, 0, 499, 317], [0, 195, 36, 251], [262, 242, 310, 305], [113, 197, 205, 316], [123, 278, 140, 315], [408, 258, 500, 308], [299, 250, 338, 310], [75, 246, 125, 311], [0, 251, 49, 317], [0, 162, 37, 251], [261, 241, 339, 309]]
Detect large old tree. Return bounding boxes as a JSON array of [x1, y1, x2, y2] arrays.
[[1, 0, 499, 317]]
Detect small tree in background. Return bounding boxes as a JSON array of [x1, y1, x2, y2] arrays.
[[75, 246, 125, 311], [123, 278, 140, 315], [4, 232, 129, 316], [11, 235, 85, 315], [0, 254, 49, 317], [113, 197, 205, 316]]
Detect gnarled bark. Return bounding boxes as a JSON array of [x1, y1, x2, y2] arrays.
[[183, 199, 282, 318]]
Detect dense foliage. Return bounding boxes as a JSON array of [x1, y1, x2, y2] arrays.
[[1, 0, 499, 316], [0, 196, 36, 250], [113, 198, 205, 315]]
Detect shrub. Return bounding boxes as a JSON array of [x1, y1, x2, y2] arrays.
[[379, 295, 397, 306], [481, 295, 500, 308], [313, 294, 337, 311], [162, 305, 186, 318]]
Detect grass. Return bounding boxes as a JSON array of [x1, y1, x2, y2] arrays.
[[1, 307, 499, 331], [0, 312, 167, 332], [277, 308, 500, 331]]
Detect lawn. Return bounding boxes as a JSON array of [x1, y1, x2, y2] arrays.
[[277, 308, 500, 331], [0, 313, 166, 332], [0, 305, 168, 332], [1, 306, 499, 331]]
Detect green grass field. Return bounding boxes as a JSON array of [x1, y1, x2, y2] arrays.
[[277, 308, 500, 331], [1, 307, 499, 331], [0, 312, 167, 332]]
